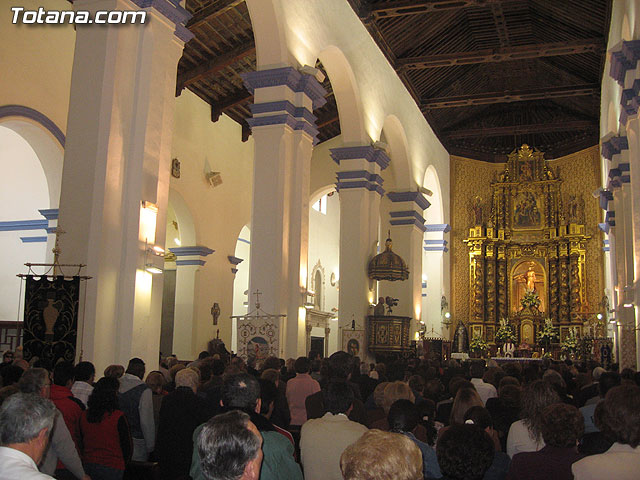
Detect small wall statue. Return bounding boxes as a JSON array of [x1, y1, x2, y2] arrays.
[[374, 297, 386, 316], [385, 296, 399, 314], [211, 302, 220, 325]]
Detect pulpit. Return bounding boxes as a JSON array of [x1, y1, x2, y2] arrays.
[[367, 315, 412, 354]]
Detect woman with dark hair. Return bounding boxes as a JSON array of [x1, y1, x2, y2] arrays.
[[506, 402, 584, 480], [80, 377, 132, 480], [506, 380, 560, 458], [572, 385, 640, 480], [463, 406, 510, 480], [388, 399, 442, 479], [437, 424, 495, 480]]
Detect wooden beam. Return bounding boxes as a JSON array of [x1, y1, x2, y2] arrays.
[[444, 120, 597, 138], [421, 84, 599, 109], [398, 39, 604, 69], [177, 41, 255, 90], [187, 0, 245, 29], [369, 0, 507, 18], [317, 115, 340, 129], [210, 89, 253, 122]]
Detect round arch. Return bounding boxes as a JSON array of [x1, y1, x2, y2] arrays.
[[245, 0, 290, 68], [167, 188, 197, 248], [310, 184, 336, 206], [317, 45, 368, 145], [423, 165, 444, 225], [381, 114, 412, 190], [0, 106, 65, 208]]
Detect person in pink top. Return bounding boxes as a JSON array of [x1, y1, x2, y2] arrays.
[[286, 357, 320, 427]]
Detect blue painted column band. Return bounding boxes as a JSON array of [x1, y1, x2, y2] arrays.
[[387, 191, 430, 233], [601, 135, 628, 161], [610, 40, 640, 85], [331, 145, 390, 196], [170, 245, 214, 267], [241, 67, 327, 142], [130, 0, 194, 42], [228, 255, 243, 274]]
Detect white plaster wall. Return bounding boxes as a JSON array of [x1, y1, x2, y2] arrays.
[[0, 127, 49, 322], [274, 0, 450, 221], [0, 0, 75, 133], [170, 90, 254, 358], [308, 191, 340, 355]]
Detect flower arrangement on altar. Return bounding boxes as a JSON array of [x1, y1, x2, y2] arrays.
[[521, 289, 541, 309], [495, 317, 516, 344], [537, 318, 558, 346], [561, 327, 579, 353], [469, 335, 489, 355]]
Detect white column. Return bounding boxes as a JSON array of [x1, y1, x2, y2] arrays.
[[57, 0, 193, 371], [332, 146, 389, 349], [384, 192, 431, 338], [242, 67, 326, 358], [170, 246, 214, 360], [422, 224, 450, 337]]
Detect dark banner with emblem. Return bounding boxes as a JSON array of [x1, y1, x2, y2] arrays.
[[23, 276, 80, 367]]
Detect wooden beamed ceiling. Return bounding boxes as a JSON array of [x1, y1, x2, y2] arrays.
[[351, 0, 611, 160], [177, 0, 610, 160]]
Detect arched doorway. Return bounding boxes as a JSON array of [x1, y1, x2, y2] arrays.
[[0, 118, 63, 351]]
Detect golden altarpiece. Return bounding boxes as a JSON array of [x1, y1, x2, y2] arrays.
[[463, 145, 589, 348]]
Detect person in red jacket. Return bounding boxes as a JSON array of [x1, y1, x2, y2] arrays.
[[80, 377, 132, 480], [51, 361, 85, 480]]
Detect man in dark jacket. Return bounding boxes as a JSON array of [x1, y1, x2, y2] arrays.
[[156, 368, 212, 480]]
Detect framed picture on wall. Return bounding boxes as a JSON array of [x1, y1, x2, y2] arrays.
[[472, 325, 483, 339], [486, 326, 495, 343], [342, 329, 365, 357]]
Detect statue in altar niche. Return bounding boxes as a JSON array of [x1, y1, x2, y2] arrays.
[[453, 321, 469, 353], [513, 260, 545, 313]]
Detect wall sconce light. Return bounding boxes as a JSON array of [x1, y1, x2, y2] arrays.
[[596, 313, 603, 320], [141, 201, 158, 213], [624, 303, 634, 308], [145, 264, 163, 274], [149, 245, 165, 256], [442, 311, 452, 327]]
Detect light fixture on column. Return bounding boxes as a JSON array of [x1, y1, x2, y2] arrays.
[[145, 264, 163, 274], [300, 65, 325, 82], [442, 311, 452, 328], [140, 201, 158, 243]]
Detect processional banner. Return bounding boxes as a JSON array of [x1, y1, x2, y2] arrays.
[[23, 276, 80, 366]]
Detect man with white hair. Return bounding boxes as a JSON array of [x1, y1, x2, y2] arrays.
[[156, 368, 212, 480], [17, 368, 89, 480], [0, 393, 58, 479]]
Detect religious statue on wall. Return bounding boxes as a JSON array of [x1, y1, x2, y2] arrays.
[[470, 196, 483, 225], [211, 302, 220, 325]]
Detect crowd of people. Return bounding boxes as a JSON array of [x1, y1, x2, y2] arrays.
[[1, 346, 639, 480]]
